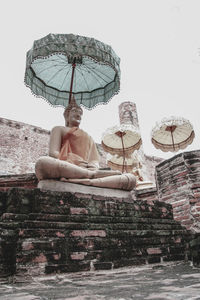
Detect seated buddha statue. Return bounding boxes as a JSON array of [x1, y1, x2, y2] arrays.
[[35, 97, 136, 191]]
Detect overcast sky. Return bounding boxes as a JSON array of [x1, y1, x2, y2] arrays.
[[1, 0, 200, 160]]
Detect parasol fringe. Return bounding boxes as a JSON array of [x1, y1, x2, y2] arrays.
[[24, 77, 120, 111]]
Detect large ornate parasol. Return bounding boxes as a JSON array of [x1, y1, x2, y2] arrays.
[[151, 116, 195, 152], [102, 124, 142, 172], [24, 33, 120, 109]]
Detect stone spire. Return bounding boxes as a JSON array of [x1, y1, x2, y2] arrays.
[[118, 101, 150, 183], [119, 102, 139, 127]]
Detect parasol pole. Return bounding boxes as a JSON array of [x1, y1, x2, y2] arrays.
[[169, 126, 176, 152], [120, 132, 127, 173], [121, 136, 125, 173], [115, 131, 127, 173], [166, 125, 177, 152], [69, 58, 76, 104], [170, 127, 175, 151]]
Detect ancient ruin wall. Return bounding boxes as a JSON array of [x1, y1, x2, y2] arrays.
[[0, 118, 50, 175], [156, 150, 200, 232]]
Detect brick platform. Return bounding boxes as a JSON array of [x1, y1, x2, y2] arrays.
[[156, 150, 200, 232], [0, 188, 191, 279], [0, 173, 38, 191]]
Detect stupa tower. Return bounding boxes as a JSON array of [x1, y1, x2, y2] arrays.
[[118, 101, 149, 181]]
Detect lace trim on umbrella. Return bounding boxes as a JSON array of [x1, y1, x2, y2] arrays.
[[24, 76, 120, 110], [151, 116, 194, 137], [102, 124, 140, 139]]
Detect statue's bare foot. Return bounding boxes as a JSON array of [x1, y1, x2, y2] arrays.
[[60, 177, 68, 182], [92, 169, 121, 179]]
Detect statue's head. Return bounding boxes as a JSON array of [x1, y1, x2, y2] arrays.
[[63, 96, 83, 127]]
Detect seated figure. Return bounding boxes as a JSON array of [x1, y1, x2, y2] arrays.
[[35, 98, 136, 191]]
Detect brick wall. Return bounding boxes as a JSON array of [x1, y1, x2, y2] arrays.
[[0, 188, 191, 278], [156, 150, 200, 232], [0, 118, 50, 175], [0, 174, 38, 191]]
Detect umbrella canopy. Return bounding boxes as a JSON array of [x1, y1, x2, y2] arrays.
[[151, 116, 195, 152], [107, 154, 138, 173], [102, 124, 142, 157], [24, 33, 120, 109]]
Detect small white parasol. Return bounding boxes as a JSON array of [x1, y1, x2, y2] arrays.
[[102, 124, 142, 172], [107, 154, 138, 173], [151, 116, 195, 152]]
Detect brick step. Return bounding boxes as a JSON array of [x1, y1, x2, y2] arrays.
[[1, 212, 179, 225], [16, 243, 187, 259], [15, 243, 187, 271], [7, 204, 173, 218], [0, 225, 189, 241], [1, 229, 189, 242], [16, 234, 188, 251], [0, 218, 184, 231], [6, 204, 173, 218], [5, 189, 172, 218]]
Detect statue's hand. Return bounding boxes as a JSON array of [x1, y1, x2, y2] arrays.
[[78, 161, 97, 170], [86, 164, 97, 171]]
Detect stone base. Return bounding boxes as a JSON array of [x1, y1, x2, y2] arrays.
[[136, 181, 155, 190], [0, 188, 192, 278], [38, 179, 133, 199]]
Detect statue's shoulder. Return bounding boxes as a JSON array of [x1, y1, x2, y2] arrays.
[[50, 126, 68, 136], [79, 128, 95, 144], [79, 128, 91, 138], [51, 125, 65, 130]]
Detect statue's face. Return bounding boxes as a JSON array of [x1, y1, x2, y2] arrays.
[[68, 107, 83, 127]]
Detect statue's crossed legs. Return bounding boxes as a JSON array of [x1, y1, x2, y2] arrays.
[[35, 156, 136, 191]]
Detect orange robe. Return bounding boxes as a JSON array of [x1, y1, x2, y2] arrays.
[[58, 127, 99, 168]]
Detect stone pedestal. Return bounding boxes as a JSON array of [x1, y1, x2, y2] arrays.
[[136, 181, 156, 190], [38, 180, 134, 199], [0, 187, 191, 279]]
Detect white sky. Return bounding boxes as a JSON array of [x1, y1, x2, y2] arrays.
[[1, 0, 200, 160]]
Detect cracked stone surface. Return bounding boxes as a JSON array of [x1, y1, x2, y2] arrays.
[[0, 262, 200, 300]]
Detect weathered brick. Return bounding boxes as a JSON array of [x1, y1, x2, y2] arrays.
[[70, 230, 106, 238], [70, 207, 88, 215], [147, 248, 162, 255], [70, 252, 87, 260]]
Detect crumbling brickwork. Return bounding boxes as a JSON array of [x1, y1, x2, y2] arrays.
[[0, 188, 191, 278], [0, 118, 50, 175], [156, 150, 200, 232]]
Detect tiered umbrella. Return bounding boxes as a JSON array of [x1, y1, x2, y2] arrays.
[[102, 124, 142, 172], [107, 154, 137, 173], [151, 116, 195, 152], [25, 33, 120, 109]]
